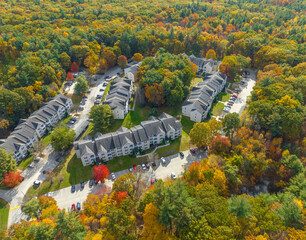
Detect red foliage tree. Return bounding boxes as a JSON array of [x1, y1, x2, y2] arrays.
[[3, 172, 23, 187], [116, 191, 129, 204], [117, 55, 127, 69], [93, 165, 110, 183], [209, 136, 231, 155], [71, 61, 79, 73], [66, 72, 74, 81]]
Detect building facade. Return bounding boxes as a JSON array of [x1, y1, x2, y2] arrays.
[[74, 113, 182, 166]]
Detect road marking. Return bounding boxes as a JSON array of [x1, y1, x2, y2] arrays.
[[11, 206, 20, 210]]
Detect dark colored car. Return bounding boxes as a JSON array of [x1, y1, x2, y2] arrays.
[[152, 162, 156, 167], [55, 158, 62, 163], [80, 181, 85, 190], [89, 179, 94, 187], [117, 72, 120, 75], [71, 185, 75, 193], [179, 151, 184, 158], [103, 82, 108, 86], [105, 75, 109, 79], [33, 180, 41, 186], [190, 148, 195, 154], [94, 179, 98, 185], [77, 202, 81, 210], [71, 204, 76, 211]]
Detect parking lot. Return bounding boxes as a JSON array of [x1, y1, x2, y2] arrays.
[[49, 149, 207, 211]]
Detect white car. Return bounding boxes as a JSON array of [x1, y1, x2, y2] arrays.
[[33, 180, 41, 186], [161, 157, 166, 165], [223, 106, 231, 112], [171, 172, 176, 179], [110, 172, 116, 180]]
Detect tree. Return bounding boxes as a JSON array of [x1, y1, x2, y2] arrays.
[[117, 55, 127, 69], [31, 141, 47, 157], [276, 201, 303, 227], [116, 191, 130, 204], [281, 155, 303, 177], [38, 196, 57, 209], [210, 136, 231, 155], [0, 148, 17, 181], [23, 198, 41, 220], [141, 203, 168, 240], [228, 196, 252, 218], [206, 49, 217, 60], [71, 61, 79, 73], [145, 83, 165, 106], [189, 122, 220, 148], [219, 62, 231, 80], [132, 53, 143, 62], [74, 75, 88, 96], [28, 220, 55, 240], [101, 49, 116, 68], [3, 171, 23, 187], [89, 104, 114, 133], [93, 165, 110, 182], [60, 52, 71, 70], [51, 126, 76, 152], [112, 173, 136, 199], [66, 72, 74, 81], [168, 85, 184, 106], [222, 112, 241, 139]]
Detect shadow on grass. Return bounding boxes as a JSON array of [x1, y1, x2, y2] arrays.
[[67, 155, 93, 185]]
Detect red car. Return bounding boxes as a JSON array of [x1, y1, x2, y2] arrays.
[[71, 204, 76, 211], [232, 94, 238, 98], [190, 148, 195, 153], [151, 179, 155, 185], [133, 165, 137, 170]]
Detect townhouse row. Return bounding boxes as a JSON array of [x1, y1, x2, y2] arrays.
[[182, 72, 227, 122], [0, 94, 73, 161], [104, 78, 133, 119], [188, 54, 221, 74], [74, 113, 182, 166]]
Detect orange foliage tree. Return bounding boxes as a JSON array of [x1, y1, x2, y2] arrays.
[[117, 55, 127, 69], [101, 49, 116, 68], [206, 49, 217, 60], [145, 83, 165, 106], [116, 191, 130, 204], [132, 53, 143, 62], [66, 72, 74, 81], [219, 62, 231, 79], [209, 136, 231, 155], [93, 165, 110, 183], [3, 172, 23, 187]]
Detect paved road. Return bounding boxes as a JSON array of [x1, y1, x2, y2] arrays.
[[50, 149, 207, 211], [229, 69, 256, 115]]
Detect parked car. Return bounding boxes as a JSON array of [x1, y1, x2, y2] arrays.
[[179, 151, 184, 158], [69, 117, 77, 124], [161, 157, 166, 165], [141, 163, 146, 170], [152, 162, 156, 167], [146, 163, 150, 168], [83, 96, 88, 99], [232, 94, 238, 98], [104, 75, 110, 79], [77, 202, 81, 210], [34, 157, 41, 162], [87, 89, 91, 93], [117, 72, 120, 75], [133, 165, 137, 170], [151, 179, 155, 185], [94, 100, 100, 105], [94, 179, 99, 185], [171, 172, 177, 179], [103, 82, 108, 86], [99, 88, 104, 92], [128, 167, 133, 172], [190, 148, 195, 154], [55, 158, 62, 163], [110, 172, 116, 180], [80, 181, 85, 190], [33, 180, 41, 186], [223, 106, 230, 112], [71, 204, 76, 211], [71, 185, 76, 193], [96, 94, 102, 99], [89, 179, 94, 187], [28, 163, 35, 168]]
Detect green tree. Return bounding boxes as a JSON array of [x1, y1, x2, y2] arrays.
[[112, 173, 136, 200], [228, 196, 252, 218], [89, 104, 114, 133], [23, 198, 41, 220], [51, 126, 76, 152], [167, 85, 184, 106], [59, 52, 71, 70], [29, 222, 55, 240], [281, 155, 304, 177], [276, 201, 303, 228], [222, 112, 241, 139], [0, 148, 17, 181], [74, 75, 88, 96]]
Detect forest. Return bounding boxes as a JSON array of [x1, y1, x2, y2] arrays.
[[0, 0, 305, 239]]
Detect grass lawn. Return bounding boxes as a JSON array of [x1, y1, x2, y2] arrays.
[[180, 116, 195, 134], [216, 92, 230, 102], [106, 155, 147, 173], [212, 102, 225, 116], [25, 150, 93, 199], [102, 79, 114, 102], [190, 77, 203, 89], [0, 198, 9, 232], [18, 155, 34, 171], [41, 134, 52, 146]]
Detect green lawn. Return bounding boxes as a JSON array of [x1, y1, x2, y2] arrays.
[[180, 116, 195, 134], [41, 134, 52, 146], [25, 150, 93, 200], [106, 155, 147, 173], [18, 155, 34, 171], [216, 92, 230, 102], [212, 102, 225, 116], [0, 199, 9, 232]]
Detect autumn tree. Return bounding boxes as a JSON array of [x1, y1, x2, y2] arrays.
[[60, 52, 71, 70], [210, 136, 231, 155], [66, 72, 74, 81], [112, 173, 136, 199], [117, 55, 127, 69], [93, 165, 110, 182], [0, 148, 17, 181], [219, 62, 231, 80], [141, 203, 168, 240], [3, 171, 23, 187], [145, 83, 165, 106], [71, 61, 79, 73], [51, 126, 76, 152], [101, 49, 116, 68], [74, 75, 88, 96], [116, 191, 130, 204], [206, 49, 217, 60], [89, 104, 114, 133], [132, 53, 143, 62], [23, 197, 41, 220]]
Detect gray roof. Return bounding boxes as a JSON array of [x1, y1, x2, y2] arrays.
[[131, 125, 149, 143], [159, 113, 182, 132], [141, 118, 165, 136]]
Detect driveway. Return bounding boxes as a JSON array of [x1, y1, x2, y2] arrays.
[[50, 149, 207, 210], [229, 69, 256, 115]]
